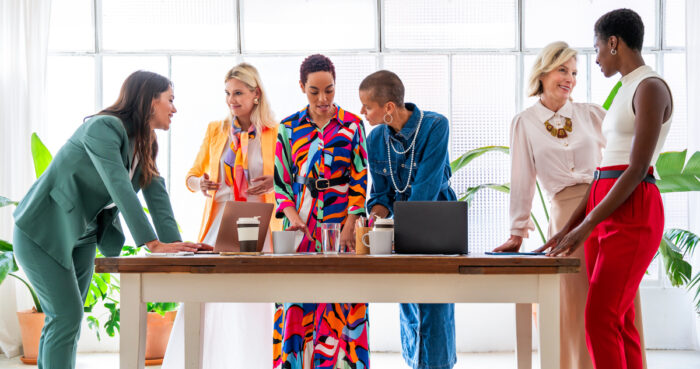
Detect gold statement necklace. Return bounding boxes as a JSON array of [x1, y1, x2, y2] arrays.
[[544, 117, 573, 138]]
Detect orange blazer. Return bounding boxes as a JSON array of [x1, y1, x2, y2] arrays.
[[186, 118, 280, 242]]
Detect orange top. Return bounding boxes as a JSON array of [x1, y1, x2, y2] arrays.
[[186, 118, 280, 242]]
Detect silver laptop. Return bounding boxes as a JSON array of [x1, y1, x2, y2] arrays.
[[393, 201, 468, 254]]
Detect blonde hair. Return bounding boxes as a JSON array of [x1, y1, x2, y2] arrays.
[[527, 41, 578, 97], [224, 63, 276, 131]]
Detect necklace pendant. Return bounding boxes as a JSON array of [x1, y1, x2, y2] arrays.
[[557, 128, 567, 138]]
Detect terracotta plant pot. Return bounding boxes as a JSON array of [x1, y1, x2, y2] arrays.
[[144, 310, 177, 366], [16, 308, 45, 365]]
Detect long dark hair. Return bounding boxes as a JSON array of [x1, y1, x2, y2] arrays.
[[93, 70, 172, 187]]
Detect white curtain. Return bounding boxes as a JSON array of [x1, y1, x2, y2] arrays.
[[0, 0, 52, 358]]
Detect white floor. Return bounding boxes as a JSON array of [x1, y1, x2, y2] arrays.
[[1, 350, 699, 369]]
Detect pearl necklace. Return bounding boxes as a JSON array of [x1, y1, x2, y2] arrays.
[[386, 110, 424, 194]]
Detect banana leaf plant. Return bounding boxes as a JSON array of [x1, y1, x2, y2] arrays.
[[452, 146, 700, 312], [0, 133, 52, 312], [450, 146, 550, 243]]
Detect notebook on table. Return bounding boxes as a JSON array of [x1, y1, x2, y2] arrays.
[[393, 201, 468, 254]]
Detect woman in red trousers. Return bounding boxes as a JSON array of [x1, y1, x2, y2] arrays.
[[537, 8, 673, 369]]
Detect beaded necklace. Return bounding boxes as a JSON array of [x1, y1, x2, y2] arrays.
[[386, 110, 424, 194]]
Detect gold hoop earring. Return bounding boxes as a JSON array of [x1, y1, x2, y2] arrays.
[[253, 97, 259, 104], [610, 49, 617, 55], [383, 113, 393, 125]]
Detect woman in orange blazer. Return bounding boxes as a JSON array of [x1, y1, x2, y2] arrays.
[[162, 63, 279, 369]]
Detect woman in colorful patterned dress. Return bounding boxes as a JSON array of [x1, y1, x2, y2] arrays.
[[273, 54, 370, 369]]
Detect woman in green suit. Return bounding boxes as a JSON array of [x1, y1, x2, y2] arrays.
[[12, 70, 212, 369]]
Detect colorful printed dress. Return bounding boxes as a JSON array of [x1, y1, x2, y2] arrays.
[[273, 104, 370, 369]]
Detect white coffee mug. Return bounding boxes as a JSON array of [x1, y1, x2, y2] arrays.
[[273, 231, 299, 254], [362, 231, 393, 255]]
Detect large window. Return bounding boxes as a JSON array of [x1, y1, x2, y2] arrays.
[[46, 1, 688, 279]]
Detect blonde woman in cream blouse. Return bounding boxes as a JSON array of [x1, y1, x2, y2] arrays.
[[492, 41, 646, 369]]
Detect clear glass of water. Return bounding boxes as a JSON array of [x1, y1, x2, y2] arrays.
[[321, 223, 341, 254]]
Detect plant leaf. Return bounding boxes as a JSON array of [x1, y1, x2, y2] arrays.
[[655, 150, 700, 193], [658, 236, 692, 287], [0, 240, 12, 252], [450, 146, 509, 174], [459, 183, 510, 206], [664, 228, 699, 258], [0, 252, 14, 285], [30, 133, 53, 179], [86, 316, 101, 341], [0, 196, 18, 208]]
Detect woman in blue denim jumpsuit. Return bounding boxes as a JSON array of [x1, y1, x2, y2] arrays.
[[359, 70, 457, 369]]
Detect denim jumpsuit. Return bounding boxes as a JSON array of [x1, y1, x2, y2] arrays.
[[366, 103, 457, 369]]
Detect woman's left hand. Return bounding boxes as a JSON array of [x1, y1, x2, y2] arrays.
[[340, 221, 356, 251], [247, 175, 273, 196], [546, 222, 594, 257]]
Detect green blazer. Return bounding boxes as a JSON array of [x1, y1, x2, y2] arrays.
[[13, 115, 181, 269]]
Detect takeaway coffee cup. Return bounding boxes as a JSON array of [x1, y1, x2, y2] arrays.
[[273, 231, 298, 254], [373, 218, 394, 232], [237, 217, 260, 252], [361, 231, 393, 255]]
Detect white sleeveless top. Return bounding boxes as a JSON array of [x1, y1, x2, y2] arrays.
[[600, 65, 673, 167]]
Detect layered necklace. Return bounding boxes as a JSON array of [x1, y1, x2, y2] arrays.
[[386, 110, 424, 194], [543, 117, 572, 138]]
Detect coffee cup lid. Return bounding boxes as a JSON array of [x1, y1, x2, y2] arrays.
[[237, 216, 260, 224]]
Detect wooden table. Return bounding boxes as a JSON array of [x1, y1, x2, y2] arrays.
[[95, 254, 579, 369]]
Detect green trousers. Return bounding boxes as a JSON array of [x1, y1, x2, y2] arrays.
[[13, 226, 96, 369]]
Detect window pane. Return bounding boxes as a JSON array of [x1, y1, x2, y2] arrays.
[[661, 52, 688, 234], [45, 56, 95, 153], [330, 55, 378, 117], [241, 56, 307, 120], [664, 0, 686, 48], [48, 0, 94, 51], [241, 0, 376, 52], [384, 0, 516, 50], [524, 0, 656, 49], [169, 56, 238, 241], [102, 0, 237, 51], [451, 55, 516, 253], [382, 55, 449, 116], [523, 52, 588, 109]]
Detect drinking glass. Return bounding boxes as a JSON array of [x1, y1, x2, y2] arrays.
[[321, 223, 341, 254]]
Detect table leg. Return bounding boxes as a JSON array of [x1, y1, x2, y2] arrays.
[[184, 302, 204, 369], [120, 274, 146, 369], [537, 275, 560, 369], [515, 303, 532, 369]]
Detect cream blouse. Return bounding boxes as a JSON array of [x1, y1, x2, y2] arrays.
[[510, 100, 606, 237]]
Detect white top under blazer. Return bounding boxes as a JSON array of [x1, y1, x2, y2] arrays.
[[600, 65, 673, 167]]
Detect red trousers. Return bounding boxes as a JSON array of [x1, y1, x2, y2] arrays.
[[584, 165, 664, 369]]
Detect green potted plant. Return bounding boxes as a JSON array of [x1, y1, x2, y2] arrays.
[[0, 132, 53, 364], [0, 196, 45, 365]]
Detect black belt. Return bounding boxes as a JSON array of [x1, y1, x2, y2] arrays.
[[295, 175, 350, 198], [593, 169, 656, 184]]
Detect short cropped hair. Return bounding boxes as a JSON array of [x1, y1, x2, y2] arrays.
[[300, 54, 336, 85], [527, 41, 577, 97], [358, 70, 405, 106], [594, 8, 644, 51]]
